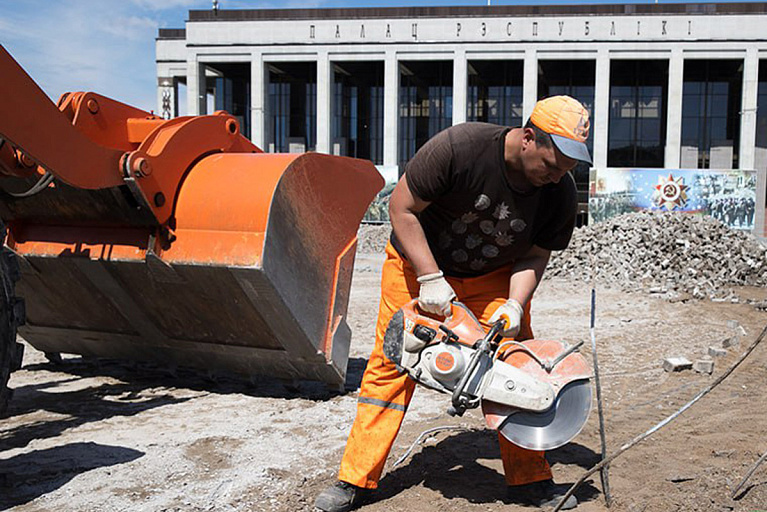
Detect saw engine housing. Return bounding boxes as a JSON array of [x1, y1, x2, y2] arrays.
[[383, 300, 593, 450]]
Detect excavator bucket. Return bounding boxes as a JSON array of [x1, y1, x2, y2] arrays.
[[8, 152, 383, 386]]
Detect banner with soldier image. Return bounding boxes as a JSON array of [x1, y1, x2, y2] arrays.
[[589, 168, 758, 231]]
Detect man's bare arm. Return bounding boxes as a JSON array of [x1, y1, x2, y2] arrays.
[[508, 245, 551, 306], [388, 175, 439, 277]]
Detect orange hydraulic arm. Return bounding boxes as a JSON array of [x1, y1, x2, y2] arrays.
[[0, 44, 260, 230]]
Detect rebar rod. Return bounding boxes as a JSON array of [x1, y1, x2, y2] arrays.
[[731, 448, 767, 498], [590, 287, 612, 507]]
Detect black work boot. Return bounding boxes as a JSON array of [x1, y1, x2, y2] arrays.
[[506, 479, 578, 510], [314, 480, 371, 512]]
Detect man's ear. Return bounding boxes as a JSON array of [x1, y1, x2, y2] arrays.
[[522, 127, 536, 149]]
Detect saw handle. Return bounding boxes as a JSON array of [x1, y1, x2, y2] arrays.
[[447, 320, 506, 416]]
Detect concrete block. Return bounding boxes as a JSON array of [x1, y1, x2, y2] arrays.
[[693, 358, 714, 374], [722, 336, 740, 348], [663, 357, 692, 372], [708, 346, 727, 357]]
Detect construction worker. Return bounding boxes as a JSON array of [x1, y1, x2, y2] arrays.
[[315, 95, 591, 512]]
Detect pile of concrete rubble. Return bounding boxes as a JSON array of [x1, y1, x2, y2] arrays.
[[357, 223, 392, 254], [547, 211, 767, 301]]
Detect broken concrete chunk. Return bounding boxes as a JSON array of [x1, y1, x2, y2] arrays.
[[708, 346, 727, 357], [693, 358, 714, 374], [663, 357, 693, 372], [722, 336, 740, 348]]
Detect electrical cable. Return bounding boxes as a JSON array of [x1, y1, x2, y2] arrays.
[[392, 425, 470, 468]]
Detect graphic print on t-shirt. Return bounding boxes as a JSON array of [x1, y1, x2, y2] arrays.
[[444, 192, 530, 267]]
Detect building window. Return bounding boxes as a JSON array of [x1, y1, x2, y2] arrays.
[[399, 60, 453, 171], [608, 60, 668, 168], [332, 61, 384, 165], [467, 60, 523, 127], [209, 63, 251, 140], [758, 61, 767, 208], [267, 62, 317, 153], [539, 60, 596, 216], [681, 60, 743, 169]]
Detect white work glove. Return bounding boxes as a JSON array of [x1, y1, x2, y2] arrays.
[[489, 298, 524, 338], [417, 271, 456, 317]]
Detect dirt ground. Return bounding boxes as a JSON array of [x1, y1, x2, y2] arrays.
[[1, 251, 767, 512]]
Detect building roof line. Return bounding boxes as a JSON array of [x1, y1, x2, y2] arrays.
[[185, 3, 767, 23]]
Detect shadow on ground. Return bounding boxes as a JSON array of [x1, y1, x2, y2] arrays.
[[0, 442, 143, 510], [13, 354, 369, 407], [2, 354, 368, 450], [371, 430, 601, 507], [0, 377, 194, 451]]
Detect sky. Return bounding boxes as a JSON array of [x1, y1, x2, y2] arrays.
[[1, 0, 761, 113]]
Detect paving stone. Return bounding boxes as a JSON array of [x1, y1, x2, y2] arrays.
[[663, 357, 693, 372], [693, 358, 715, 374], [708, 346, 728, 357]]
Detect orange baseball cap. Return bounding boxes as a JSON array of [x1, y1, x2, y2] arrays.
[[530, 95, 592, 164]]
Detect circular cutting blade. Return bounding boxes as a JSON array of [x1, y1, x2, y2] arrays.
[[494, 379, 592, 451]]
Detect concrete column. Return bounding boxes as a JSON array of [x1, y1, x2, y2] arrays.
[[383, 50, 399, 168], [316, 51, 332, 154], [250, 51, 266, 149], [452, 49, 467, 126], [593, 49, 610, 169], [740, 48, 759, 170], [186, 58, 206, 116], [665, 49, 684, 168], [522, 48, 537, 122]]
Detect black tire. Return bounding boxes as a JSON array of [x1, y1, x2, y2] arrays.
[[0, 227, 25, 417]]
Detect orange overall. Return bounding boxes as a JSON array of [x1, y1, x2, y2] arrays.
[[338, 242, 552, 489]]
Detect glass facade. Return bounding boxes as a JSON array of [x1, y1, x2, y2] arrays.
[[267, 62, 317, 153], [681, 60, 742, 169], [332, 62, 385, 165], [211, 63, 251, 140], [399, 60, 453, 171], [759, 61, 767, 209], [608, 60, 668, 168], [467, 60, 523, 127]]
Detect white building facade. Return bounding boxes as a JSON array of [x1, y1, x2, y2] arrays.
[[156, 4, 767, 235]]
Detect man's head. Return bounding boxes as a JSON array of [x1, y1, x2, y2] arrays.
[[517, 95, 592, 187]]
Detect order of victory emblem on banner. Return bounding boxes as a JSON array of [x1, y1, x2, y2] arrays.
[[652, 173, 689, 210]]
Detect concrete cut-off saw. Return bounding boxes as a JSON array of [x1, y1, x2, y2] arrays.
[[383, 300, 592, 450]]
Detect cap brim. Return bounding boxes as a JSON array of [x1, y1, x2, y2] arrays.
[[550, 133, 592, 165]]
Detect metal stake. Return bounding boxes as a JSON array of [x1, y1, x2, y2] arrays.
[[732, 449, 767, 499], [590, 287, 612, 507]]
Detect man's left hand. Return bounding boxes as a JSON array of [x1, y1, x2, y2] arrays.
[[489, 298, 524, 338]]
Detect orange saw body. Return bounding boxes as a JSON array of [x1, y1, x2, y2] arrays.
[[383, 300, 592, 451]]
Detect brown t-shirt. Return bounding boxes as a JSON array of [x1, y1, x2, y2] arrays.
[[391, 122, 577, 277]]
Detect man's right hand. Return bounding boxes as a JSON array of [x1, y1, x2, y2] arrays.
[[416, 271, 456, 316]]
